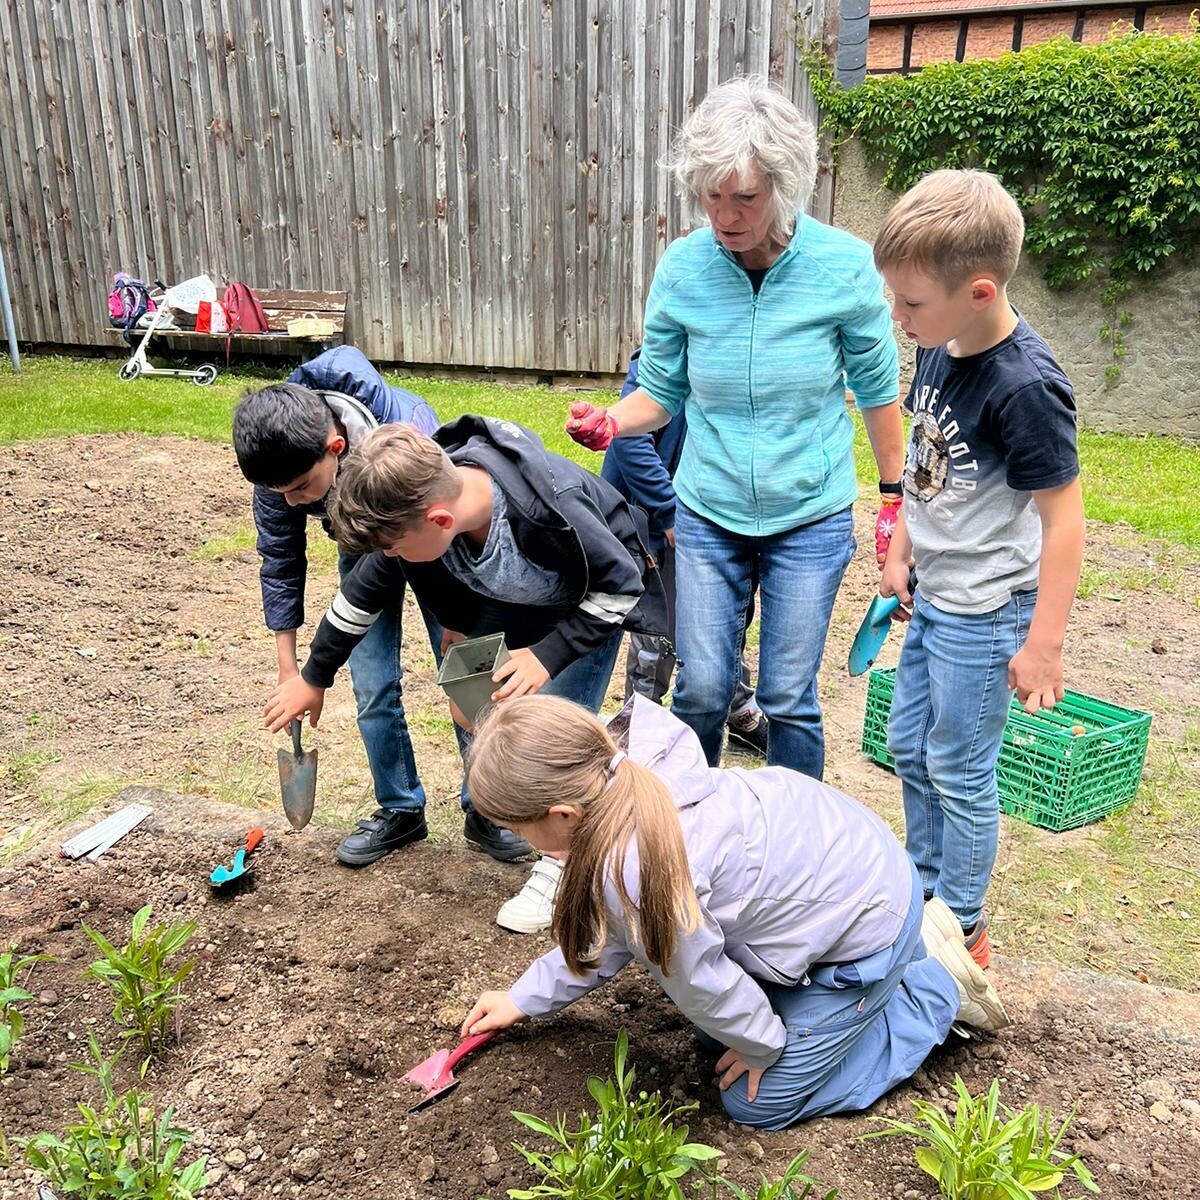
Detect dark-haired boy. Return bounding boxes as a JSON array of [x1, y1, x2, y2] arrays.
[[232, 345, 448, 867]]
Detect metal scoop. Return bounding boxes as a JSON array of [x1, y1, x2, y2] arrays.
[[277, 719, 317, 830]]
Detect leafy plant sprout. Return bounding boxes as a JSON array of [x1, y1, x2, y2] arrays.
[[0, 944, 50, 1073], [83, 904, 197, 1059], [12, 1032, 210, 1199], [864, 1074, 1100, 1200]]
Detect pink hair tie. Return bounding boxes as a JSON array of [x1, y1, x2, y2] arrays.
[[607, 750, 627, 781]]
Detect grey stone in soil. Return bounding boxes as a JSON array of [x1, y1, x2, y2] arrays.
[[289, 1147, 321, 1182]]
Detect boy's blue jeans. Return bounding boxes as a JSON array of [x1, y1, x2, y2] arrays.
[[672, 503, 855, 779], [342, 558, 446, 814], [887, 588, 1036, 929], [541, 630, 623, 712]]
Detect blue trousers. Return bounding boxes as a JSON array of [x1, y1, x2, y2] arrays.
[[701, 862, 959, 1130], [888, 589, 1035, 929], [672, 503, 855, 779], [341, 556, 445, 814]]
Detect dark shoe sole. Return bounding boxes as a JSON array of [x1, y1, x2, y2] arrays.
[[726, 730, 767, 755], [336, 824, 428, 867], [463, 834, 533, 864]]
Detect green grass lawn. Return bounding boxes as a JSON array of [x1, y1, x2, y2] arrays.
[[3, 353, 1197, 544], [0, 353, 612, 470]]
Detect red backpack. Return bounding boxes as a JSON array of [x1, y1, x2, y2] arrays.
[[222, 282, 269, 333], [221, 281, 270, 363]]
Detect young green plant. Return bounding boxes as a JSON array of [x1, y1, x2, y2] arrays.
[[718, 1150, 837, 1200], [83, 904, 197, 1058], [505, 1028, 721, 1198], [14, 1032, 209, 1199], [865, 1075, 1099, 1199], [0, 944, 50, 1073]]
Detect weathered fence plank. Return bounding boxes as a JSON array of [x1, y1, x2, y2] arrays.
[[0, 0, 828, 372]]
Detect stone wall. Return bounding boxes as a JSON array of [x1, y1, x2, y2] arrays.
[[833, 140, 1200, 438]]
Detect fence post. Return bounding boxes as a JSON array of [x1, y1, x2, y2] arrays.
[[0, 235, 19, 373]]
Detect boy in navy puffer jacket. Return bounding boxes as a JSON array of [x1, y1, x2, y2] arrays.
[[233, 346, 443, 868]]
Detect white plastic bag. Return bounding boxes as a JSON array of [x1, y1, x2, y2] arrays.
[[164, 275, 218, 315]]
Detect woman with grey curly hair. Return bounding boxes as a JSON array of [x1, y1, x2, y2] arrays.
[[568, 76, 903, 780]]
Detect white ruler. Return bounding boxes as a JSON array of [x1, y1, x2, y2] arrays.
[[59, 803, 153, 861]]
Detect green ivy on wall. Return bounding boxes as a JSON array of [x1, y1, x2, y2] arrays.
[[810, 24, 1200, 381]]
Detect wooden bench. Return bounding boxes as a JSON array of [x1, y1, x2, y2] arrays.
[[108, 287, 348, 359]]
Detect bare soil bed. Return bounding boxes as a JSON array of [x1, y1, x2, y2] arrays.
[[2, 434, 1199, 1198]]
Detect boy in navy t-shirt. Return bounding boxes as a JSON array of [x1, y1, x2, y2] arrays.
[[873, 170, 1084, 969]]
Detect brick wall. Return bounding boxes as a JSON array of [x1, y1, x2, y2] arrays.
[[867, 4, 1196, 73]]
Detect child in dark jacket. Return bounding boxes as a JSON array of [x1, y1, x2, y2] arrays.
[[601, 350, 766, 755], [460, 693, 1008, 1131], [263, 416, 669, 932], [232, 346, 443, 868]]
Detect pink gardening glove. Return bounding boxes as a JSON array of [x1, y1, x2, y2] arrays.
[[565, 400, 618, 452], [875, 495, 903, 567]]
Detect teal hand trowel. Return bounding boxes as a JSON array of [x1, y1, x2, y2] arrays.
[[848, 572, 916, 677]]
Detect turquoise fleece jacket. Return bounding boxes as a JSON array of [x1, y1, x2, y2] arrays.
[[636, 214, 900, 536]]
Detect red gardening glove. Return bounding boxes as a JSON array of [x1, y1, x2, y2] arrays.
[[875, 495, 903, 567], [565, 400, 618, 452]]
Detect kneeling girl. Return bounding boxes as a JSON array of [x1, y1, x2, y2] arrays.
[[461, 694, 1006, 1130]]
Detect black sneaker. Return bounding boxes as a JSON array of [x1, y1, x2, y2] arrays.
[[336, 808, 428, 867], [726, 710, 768, 756], [464, 810, 533, 863]]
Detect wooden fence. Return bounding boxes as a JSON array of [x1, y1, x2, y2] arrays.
[[0, 0, 831, 373]]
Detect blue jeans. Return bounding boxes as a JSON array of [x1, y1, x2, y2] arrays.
[[700, 861, 958, 1130], [887, 589, 1036, 929], [672, 503, 855, 779], [340, 555, 443, 814], [541, 630, 623, 712]]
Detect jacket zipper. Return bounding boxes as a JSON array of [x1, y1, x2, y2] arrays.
[[748, 286, 760, 532]]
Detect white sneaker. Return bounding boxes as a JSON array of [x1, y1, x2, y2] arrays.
[[935, 938, 1010, 1033], [921, 896, 965, 957], [496, 857, 563, 934]]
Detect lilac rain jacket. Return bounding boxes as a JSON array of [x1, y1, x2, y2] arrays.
[[508, 696, 914, 1069]]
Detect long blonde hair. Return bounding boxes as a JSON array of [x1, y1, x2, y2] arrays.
[[466, 696, 699, 975]]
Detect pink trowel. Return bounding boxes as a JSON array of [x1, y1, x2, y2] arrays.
[[404, 1030, 496, 1111]]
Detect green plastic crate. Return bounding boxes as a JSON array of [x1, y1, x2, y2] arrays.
[[861, 667, 1152, 832]]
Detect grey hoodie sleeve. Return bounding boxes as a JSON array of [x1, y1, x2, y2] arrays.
[[647, 896, 787, 1071], [507, 941, 632, 1019]]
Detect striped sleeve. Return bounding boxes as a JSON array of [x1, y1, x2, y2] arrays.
[[326, 590, 382, 638]]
